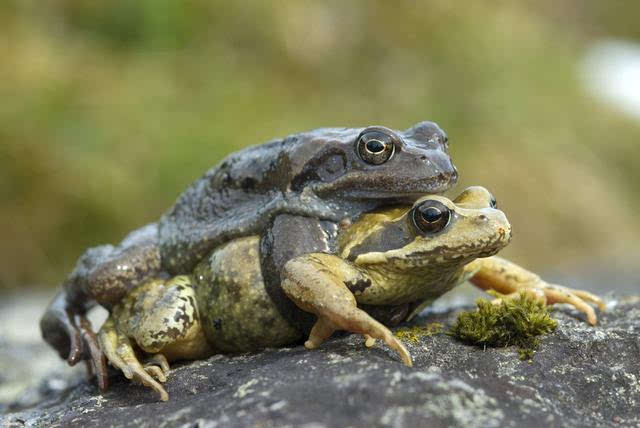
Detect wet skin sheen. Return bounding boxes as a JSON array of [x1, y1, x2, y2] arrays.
[[98, 187, 604, 401], [40, 121, 458, 388]]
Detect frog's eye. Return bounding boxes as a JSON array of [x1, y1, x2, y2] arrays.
[[489, 195, 497, 209], [356, 130, 396, 165], [412, 200, 451, 234]]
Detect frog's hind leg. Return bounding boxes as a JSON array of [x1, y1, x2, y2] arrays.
[[98, 317, 169, 401], [466, 256, 605, 325], [99, 276, 213, 401]]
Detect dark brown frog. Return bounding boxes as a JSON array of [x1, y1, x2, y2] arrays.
[[40, 121, 457, 389]]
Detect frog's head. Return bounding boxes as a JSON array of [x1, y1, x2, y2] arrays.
[[289, 121, 457, 204], [343, 187, 511, 270]]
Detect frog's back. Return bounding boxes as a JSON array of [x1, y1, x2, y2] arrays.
[[158, 129, 349, 274], [159, 123, 457, 275]]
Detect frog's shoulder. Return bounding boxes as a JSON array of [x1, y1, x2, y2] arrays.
[[158, 127, 364, 273], [338, 206, 409, 258]]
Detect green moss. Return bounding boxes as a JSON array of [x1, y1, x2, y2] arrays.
[[395, 322, 444, 344], [449, 292, 558, 360]]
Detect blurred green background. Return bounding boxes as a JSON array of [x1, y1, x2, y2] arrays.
[[1, 0, 639, 291]]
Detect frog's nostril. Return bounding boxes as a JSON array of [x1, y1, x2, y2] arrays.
[[478, 215, 488, 222], [420, 155, 427, 161]]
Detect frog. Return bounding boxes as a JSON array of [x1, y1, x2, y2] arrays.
[[40, 121, 458, 389], [97, 186, 604, 401]]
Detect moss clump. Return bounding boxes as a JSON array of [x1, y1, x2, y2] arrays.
[[395, 322, 444, 344], [449, 292, 558, 360]]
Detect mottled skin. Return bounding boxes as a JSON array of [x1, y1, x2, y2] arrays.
[[98, 187, 604, 401], [40, 122, 457, 388]]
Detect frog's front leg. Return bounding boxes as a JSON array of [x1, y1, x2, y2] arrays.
[[281, 253, 413, 367], [465, 256, 605, 325], [98, 276, 213, 401]]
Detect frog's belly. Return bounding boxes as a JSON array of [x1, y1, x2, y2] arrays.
[[192, 236, 302, 352]]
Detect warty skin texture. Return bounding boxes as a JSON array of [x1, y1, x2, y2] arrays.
[[40, 121, 457, 391], [98, 187, 603, 400]]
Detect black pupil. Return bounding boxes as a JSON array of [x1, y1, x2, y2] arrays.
[[421, 207, 442, 222], [365, 139, 385, 153]]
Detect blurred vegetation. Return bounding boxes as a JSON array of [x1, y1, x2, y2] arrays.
[[1, 0, 639, 289]]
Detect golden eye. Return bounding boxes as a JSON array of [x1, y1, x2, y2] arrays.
[[356, 130, 396, 165], [412, 200, 451, 234]]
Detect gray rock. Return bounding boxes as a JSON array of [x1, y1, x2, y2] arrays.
[[3, 296, 640, 428]]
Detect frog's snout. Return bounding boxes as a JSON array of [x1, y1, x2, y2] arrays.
[[475, 209, 512, 245], [499, 224, 513, 244], [496, 215, 513, 245]]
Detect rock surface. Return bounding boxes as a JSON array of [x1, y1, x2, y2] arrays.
[[3, 294, 640, 428]]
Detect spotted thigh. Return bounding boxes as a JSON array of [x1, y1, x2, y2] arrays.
[[111, 276, 212, 360]]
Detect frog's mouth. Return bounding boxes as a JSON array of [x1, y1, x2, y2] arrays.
[[397, 245, 500, 266], [387, 225, 512, 264], [345, 192, 437, 204], [315, 170, 458, 202]]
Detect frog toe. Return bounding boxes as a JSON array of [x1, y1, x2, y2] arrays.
[[330, 312, 412, 367], [98, 318, 169, 401], [120, 353, 169, 401], [364, 334, 376, 348], [143, 365, 166, 383], [339, 312, 413, 366], [543, 286, 599, 325], [130, 367, 169, 401], [305, 317, 335, 349], [146, 353, 170, 376], [493, 286, 601, 325], [570, 289, 606, 312], [376, 329, 413, 367], [143, 354, 171, 382], [77, 317, 109, 391]]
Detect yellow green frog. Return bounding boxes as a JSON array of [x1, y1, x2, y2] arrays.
[[98, 186, 603, 401]]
